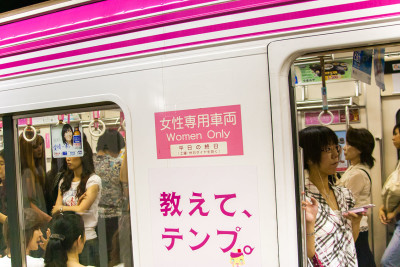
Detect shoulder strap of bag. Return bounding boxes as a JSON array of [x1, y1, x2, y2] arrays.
[[360, 168, 372, 184]]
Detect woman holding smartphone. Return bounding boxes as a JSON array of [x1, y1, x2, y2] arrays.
[[300, 126, 363, 267], [380, 123, 400, 266], [336, 127, 376, 267]]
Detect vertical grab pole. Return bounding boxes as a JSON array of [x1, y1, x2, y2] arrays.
[[3, 116, 23, 267], [345, 105, 350, 130], [318, 57, 334, 126], [320, 57, 328, 112], [298, 147, 308, 267]]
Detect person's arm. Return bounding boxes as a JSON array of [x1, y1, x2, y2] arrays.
[[302, 195, 318, 258], [30, 202, 52, 222], [346, 212, 363, 241], [0, 212, 6, 224], [51, 187, 64, 215], [54, 184, 99, 213], [385, 204, 400, 223], [120, 152, 130, 211]]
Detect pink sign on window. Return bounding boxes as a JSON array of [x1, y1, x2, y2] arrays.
[[45, 133, 51, 149], [154, 105, 243, 159]]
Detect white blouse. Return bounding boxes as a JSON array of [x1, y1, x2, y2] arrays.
[[336, 163, 371, 231]]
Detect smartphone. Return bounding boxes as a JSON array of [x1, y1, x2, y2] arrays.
[[345, 204, 375, 214]]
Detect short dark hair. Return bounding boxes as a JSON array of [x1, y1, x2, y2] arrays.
[[61, 124, 73, 145], [299, 126, 338, 170], [393, 123, 400, 135], [24, 208, 43, 248], [4, 208, 43, 250], [96, 129, 125, 154], [346, 127, 375, 168]]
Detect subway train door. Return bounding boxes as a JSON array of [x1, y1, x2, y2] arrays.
[[268, 23, 400, 266]]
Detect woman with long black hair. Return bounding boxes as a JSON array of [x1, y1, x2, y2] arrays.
[[52, 138, 101, 266], [45, 211, 91, 267]]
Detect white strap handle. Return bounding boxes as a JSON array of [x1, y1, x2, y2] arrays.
[[318, 110, 334, 126], [89, 119, 106, 137], [23, 125, 37, 142], [118, 119, 126, 132]]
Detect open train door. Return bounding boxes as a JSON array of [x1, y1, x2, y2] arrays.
[[268, 22, 400, 266]]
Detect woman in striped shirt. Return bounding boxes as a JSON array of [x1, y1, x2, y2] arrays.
[[300, 126, 364, 267]]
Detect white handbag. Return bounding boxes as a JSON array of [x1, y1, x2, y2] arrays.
[[382, 162, 400, 212]]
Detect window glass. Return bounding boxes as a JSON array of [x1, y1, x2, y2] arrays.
[[16, 109, 133, 267]]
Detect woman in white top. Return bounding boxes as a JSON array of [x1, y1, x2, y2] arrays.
[[0, 208, 49, 267], [45, 211, 94, 267], [52, 137, 101, 266], [336, 127, 376, 267]]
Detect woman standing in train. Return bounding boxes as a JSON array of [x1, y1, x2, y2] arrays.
[[20, 134, 52, 224], [300, 125, 363, 267], [33, 135, 46, 187], [52, 137, 101, 266], [380, 123, 400, 267], [93, 129, 126, 261], [336, 127, 376, 267]]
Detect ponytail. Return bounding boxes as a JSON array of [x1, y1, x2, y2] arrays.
[[44, 236, 68, 267], [44, 212, 84, 267]]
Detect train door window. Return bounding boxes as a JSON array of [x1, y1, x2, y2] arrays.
[[292, 45, 400, 266], [16, 108, 133, 267]]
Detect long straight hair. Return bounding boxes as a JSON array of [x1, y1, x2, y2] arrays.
[[19, 134, 45, 194], [60, 136, 94, 198], [33, 135, 46, 173]]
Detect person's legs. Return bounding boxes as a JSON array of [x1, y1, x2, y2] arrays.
[[381, 221, 400, 267], [355, 231, 376, 267], [106, 217, 119, 258]]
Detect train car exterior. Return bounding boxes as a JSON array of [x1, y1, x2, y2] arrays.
[[1, 0, 400, 266]]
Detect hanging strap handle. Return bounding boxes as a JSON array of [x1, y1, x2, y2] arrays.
[[119, 111, 126, 131], [89, 111, 105, 137], [23, 118, 37, 142], [318, 57, 334, 125], [56, 114, 65, 125]]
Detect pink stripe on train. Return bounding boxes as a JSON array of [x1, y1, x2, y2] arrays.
[[0, 0, 313, 45], [1, 0, 400, 67], [1, 11, 400, 79]]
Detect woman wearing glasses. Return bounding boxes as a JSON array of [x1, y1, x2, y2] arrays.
[[336, 127, 376, 267], [300, 126, 363, 267]]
